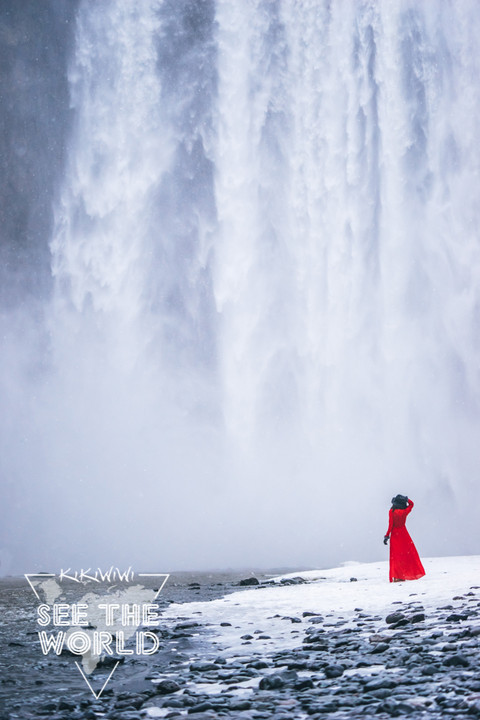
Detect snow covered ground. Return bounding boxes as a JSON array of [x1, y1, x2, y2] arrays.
[[162, 556, 480, 658]]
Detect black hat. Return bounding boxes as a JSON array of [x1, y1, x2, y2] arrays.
[[391, 494, 408, 509]]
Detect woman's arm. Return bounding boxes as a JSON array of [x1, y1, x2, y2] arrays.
[[406, 498, 414, 515], [385, 508, 393, 538]]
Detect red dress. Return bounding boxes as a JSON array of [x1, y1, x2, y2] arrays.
[[385, 500, 425, 582]]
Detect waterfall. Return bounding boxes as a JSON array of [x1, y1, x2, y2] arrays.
[[1, 0, 480, 573]]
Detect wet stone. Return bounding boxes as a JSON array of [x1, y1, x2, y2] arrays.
[[190, 662, 219, 672], [385, 611, 406, 624], [443, 653, 469, 667], [364, 676, 397, 691], [56, 697, 76, 711], [154, 679, 181, 694], [228, 699, 252, 710], [370, 642, 389, 654], [323, 664, 344, 679]]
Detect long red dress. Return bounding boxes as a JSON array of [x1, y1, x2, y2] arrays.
[[385, 500, 425, 582]]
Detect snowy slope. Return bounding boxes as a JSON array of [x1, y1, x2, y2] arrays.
[[162, 556, 480, 657]]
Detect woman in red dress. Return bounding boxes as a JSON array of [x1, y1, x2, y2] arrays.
[[384, 495, 425, 582]]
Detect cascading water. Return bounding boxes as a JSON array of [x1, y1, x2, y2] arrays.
[[1, 0, 480, 574]]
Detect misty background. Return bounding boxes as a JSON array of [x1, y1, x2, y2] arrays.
[[1, 0, 480, 575]]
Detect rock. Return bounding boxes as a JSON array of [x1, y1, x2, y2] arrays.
[[350, 577, 358, 582], [259, 669, 297, 689], [238, 577, 260, 586], [377, 699, 416, 714], [369, 688, 392, 699], [323, 664, 344, 679], [155, 679, 181, 694], [410, 612, 425, 623], [386, 611, 406, 624], [57, 697, 76, 711], [39, 700, 58, 712], [280, 576, 306, 585], [295, 677, 314, 690], [189, 662, 219, 672], [307, 699, 339, 713], [174, 621, 200, 631], [421, 664, 440, 676], [364, 676, 397, 691], [187, 702, 214, 713], [241, 634, 254, 640], [370, 642, 389, 654], [249, 659, 269, 669], [443, 654, 469, 667], [228, 699, 252, 710], [369, 633, 390, 644], [259, 674, 284, 690]]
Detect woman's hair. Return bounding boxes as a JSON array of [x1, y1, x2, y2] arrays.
[[391, 494, 408, 510]]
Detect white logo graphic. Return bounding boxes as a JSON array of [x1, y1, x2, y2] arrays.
[[25, 569, 169, 698]]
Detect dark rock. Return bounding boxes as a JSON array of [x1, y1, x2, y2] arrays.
[[241, 634, 254, 640], [259, 669, 297, 689], [443, 654, 469, 667], [386, 612, 406, 624], [323, 664, 344, 679], [295, 677, 315, 690], [421, 664, 440, 676], [40, 701, 57, 711], [410, 612, 425, 623], [364, 676, 397, 691], [174, 621, 200, 631], [306, 699, 339, 713], [98, 654, 125, 667], [190, 662, 219, 672], [377, 699, 416, 714], [155, 679, 181, 694], [280, 576, 306, 585], [238, 577, 260, 586], [57, 697, 76, 711], [161, 697, 186, 708], [228, 699, 252, 710], [259, 674, 285, 690], [370, 642, 389, 654], [350, 577, 358, 582], [249, 659, 269, 669], [187, 702, 214, 714]]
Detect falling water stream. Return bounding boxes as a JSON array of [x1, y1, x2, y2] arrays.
[[1, 0, 480, 573]]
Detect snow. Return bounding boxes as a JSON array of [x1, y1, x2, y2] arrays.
[[162, 556, 480, 659]]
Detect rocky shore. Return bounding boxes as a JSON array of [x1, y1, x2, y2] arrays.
[[1, 562, 480, 719]]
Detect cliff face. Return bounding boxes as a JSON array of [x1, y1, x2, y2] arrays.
[[0, 0, 78, 306]]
